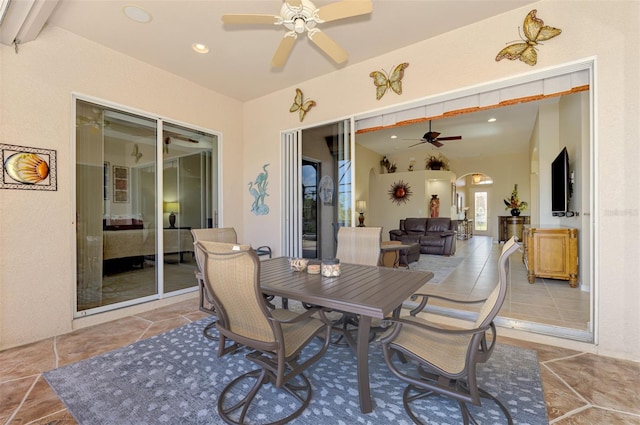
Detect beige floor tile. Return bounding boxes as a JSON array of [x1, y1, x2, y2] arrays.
[[56, 316, 151, 366], [552, 407, 640, 424], [0, 376, 36, 423], [545, 353, 640, 414], [9, 376, 68, 424], [0, 338, 56, 382], [540, 366, 589, 420]]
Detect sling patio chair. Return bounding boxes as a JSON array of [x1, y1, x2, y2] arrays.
[[196, 241, 332, 425], [379, 237, 520, 424], [331, 226, 383, 346], [191, 227, 238, 340]]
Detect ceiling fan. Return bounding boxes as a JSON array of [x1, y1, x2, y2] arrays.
[[221, 0, 372, 68], [406, 121, 462, 148]]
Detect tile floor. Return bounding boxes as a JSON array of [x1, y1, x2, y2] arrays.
[[423, 236, 591, 331], [1, 297, 639, 424]]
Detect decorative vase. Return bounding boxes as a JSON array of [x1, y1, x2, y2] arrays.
[[430, 194, 440, 218], [510, 208, 521, 217]]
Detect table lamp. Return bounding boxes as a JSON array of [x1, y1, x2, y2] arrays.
[[164, 201, 180, 228], [356, 200, 367, 227]]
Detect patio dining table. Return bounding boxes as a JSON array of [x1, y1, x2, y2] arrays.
[[260, 256, 434, 413]]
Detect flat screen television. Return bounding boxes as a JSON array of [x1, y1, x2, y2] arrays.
[[551, 147, 571, 214]]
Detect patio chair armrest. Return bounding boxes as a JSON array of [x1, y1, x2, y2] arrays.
[[408, 293, 487, 315], [270, 306, 331, 325], [378, 317, 490, 345]]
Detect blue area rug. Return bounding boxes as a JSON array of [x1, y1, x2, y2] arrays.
[[44, 319, 547, 424]]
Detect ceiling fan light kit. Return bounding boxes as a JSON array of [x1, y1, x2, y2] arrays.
[[222, 0, 372, 68]]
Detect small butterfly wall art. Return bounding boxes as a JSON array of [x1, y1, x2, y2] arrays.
[[290, 88, 316, 122], [369, 62, 409, 100], [131, 144, 142, 163], [495, 9, 561, 66]]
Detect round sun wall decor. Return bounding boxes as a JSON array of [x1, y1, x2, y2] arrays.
[[389, 180, 412, 205]]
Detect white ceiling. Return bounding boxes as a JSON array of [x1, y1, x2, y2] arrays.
[[6, 0, 547, 158], [43, 0, 537, 102], [353, 98, 550, 158]]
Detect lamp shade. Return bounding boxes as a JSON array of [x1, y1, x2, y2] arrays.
[[164, 201, 180, 213], [356, 200, 367, 212]]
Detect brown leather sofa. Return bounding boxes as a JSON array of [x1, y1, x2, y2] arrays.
[[389, 217, 458, 256]]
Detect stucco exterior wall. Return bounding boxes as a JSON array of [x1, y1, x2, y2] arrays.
[[0, 26, 243, 349]]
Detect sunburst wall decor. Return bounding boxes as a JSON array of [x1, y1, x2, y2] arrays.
[[389, 180, 412, 205]]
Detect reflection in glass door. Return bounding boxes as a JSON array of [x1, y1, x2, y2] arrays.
[[302, 159, 319, 259], [75, 98, 218, 315], [161, 123, 216, 295], [299, 120, 351, 259]]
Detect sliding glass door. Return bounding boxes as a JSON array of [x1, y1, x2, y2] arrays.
[[282, 120, 353, 258], [75, 98, 218, 316]]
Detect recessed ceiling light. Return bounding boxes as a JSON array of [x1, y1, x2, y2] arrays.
[[192, 43, 210, 54], [488, 117, 497, 123], [390, 135, 397, 139], [123, 5, 153, 23]]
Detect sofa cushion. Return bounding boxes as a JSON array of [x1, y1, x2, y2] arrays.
[[404, 218, 427, 233], [426, 218, 451, 232], [419, 236, 446, 248]]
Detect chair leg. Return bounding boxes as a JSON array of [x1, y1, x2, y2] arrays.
[[218, 368, 312, 425], [402, 383, 513, 425]]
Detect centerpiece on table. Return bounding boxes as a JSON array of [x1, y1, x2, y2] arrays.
[[504, 184, 528, 216]]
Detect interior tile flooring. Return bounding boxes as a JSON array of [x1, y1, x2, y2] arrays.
[[2, 297, 639, 424], [423, 236, 591, 331]]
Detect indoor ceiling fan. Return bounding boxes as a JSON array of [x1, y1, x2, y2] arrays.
[[406, 120, 462, 148], [221, 0, 372, 68]]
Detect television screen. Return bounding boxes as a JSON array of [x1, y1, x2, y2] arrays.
[[551, 147, 570, 213]]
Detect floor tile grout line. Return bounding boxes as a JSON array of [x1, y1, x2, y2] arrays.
[[24, 408, 71, 425], [5, 374, 40, 425], [540, 362, 592, 406], [548, 404, 593, 423]]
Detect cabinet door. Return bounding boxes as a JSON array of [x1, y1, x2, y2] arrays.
[[532, 233, 569, 276]]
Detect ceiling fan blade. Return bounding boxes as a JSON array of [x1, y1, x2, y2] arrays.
[[316, 0, 373, 22], [409, 141, 426, 148], [429, 140, 444, 148], [425, 131, 440, 140], [271, 35, 297, 67], [435, 136, 462, 141], [221, 14, 280, 25], [308, 30, 348, 64]]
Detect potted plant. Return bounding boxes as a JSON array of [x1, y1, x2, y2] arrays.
[[504, 184, 528, 216], [425, 153, 450, 170]]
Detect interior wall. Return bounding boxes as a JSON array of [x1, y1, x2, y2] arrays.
[[0, 26, 243, 349], [369, 170, 455, 239], [242, 2, 640, 360]]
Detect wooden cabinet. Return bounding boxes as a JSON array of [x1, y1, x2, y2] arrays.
[[522, 226, 578, 287], [498, 216, 530, 242]]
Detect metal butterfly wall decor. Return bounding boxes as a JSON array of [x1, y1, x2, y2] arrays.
[[290, 88, 316, 122], [495, 9, 561, 66], [369, 62, 409, 100], [131, 144, 142, 163]]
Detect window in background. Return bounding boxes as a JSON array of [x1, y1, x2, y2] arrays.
[[474, 191, 488, 232]]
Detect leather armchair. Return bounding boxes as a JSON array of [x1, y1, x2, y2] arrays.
[[389, 217, 458, 256]]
